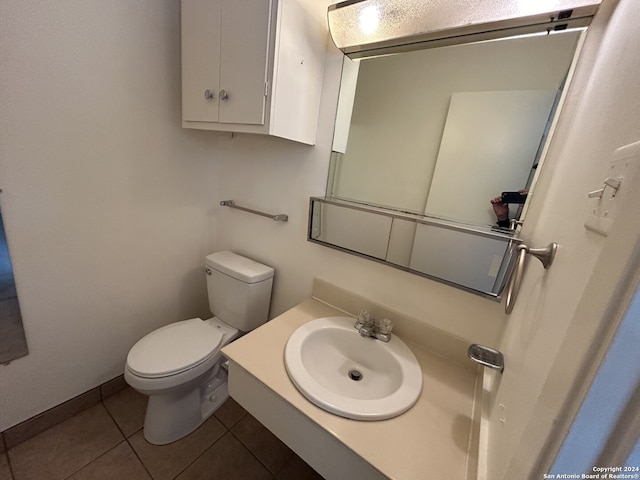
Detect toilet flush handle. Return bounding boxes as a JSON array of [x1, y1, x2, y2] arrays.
[[203, 267, 212, 275]]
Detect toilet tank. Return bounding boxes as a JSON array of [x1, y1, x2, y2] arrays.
[[205, 251, 274, 332]]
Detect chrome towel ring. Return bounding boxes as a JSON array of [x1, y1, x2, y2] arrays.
[[505, 242, 557, 314]]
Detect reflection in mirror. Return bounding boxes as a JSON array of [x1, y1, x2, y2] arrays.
[[0, 206, 28, 364], [309, 197, 521, 298], [328, 30, 583, 228], [311, 27, 589, 299]]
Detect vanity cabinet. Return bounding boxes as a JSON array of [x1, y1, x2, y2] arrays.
[[181, 0, 327, 145]]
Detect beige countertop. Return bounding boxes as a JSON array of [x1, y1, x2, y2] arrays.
[[222, 298, 478, 480]]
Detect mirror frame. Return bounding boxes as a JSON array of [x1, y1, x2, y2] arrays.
[[308, 196, 523, 300]]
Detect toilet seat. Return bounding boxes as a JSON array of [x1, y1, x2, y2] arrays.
[[127, 318, 224, 379]]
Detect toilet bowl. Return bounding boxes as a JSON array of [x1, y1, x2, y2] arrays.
[[124, 251, 274, 445]]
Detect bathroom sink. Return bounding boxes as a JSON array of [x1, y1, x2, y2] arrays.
[[284, 316, 423, 420]]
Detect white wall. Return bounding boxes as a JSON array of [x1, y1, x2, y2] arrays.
[[0, 0, 515, 432], [482, 0, 640, 477], [0, 1, 222, 430]]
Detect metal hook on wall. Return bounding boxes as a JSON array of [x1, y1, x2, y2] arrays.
[[505, 242, 558, 314]]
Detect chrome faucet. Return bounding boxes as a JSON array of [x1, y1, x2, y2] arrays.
[[354, 310, 393, 342]]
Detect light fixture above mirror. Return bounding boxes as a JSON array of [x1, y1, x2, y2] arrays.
[[328, 0, 600, 58]]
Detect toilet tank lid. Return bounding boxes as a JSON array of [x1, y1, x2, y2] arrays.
[[205, 251, 274, 284]]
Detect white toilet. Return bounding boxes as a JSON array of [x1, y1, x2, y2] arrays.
[[124, 251, 274, 445]]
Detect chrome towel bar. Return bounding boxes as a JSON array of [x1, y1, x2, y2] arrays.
[[220, 200, 288, 222], [505, 242, 557, 314]]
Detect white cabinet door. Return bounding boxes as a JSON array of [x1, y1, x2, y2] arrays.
[[181, 0, 221, 122], [181, 0, 327, 144], [219, 0, 271, 125], [182, 0, 271, 126]]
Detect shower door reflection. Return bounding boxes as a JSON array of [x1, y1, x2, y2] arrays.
[[0, 208, 28, 364]]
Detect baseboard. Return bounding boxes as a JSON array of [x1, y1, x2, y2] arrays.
[[1, 375, 128, 450]]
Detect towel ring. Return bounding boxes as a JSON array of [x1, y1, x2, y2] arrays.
[[505, 242, 557, 314]]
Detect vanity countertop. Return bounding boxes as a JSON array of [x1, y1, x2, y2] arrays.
[[222, 298, 478, 480]]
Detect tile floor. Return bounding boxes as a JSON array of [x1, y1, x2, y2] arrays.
[[0, 387, 324, 480]]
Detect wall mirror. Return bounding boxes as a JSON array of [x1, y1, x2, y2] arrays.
[[0, 203, 28, 364], [309, 1, 595, 299], [328, 29, 583, 229]]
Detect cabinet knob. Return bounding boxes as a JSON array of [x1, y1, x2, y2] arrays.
[[219, 89, 229, 101], [204, 89, 215, 100]]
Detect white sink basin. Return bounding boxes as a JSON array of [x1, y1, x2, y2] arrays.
[[284, 316, 423, 420]]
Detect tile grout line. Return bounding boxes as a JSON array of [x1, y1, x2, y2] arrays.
[[123, 435, 155, 480], [220, 408, 248, 430], [102, 402, 236, 480], [1, 428, 12, 479], [4, 395, 313, 480], [227, 428, 290, 480], [159, 407, 264, 480], [101, 400, 130, 444], [3, 449, 16, 480], [0, 432, 13, 480], [124, 436, 153, 480], [2, 384, 105, 450], [101, 399, 155, 480], [167, 425, 231, 480], [1, 374, 127, 453], [103, 392, 253, 480], [60, 441, 128, 480], [122, 433, 156, 480], [55, 404, 127, 480]]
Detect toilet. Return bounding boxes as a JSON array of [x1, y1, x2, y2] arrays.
[[124, 251, 274, 445]]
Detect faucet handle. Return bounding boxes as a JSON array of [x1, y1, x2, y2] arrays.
[[354, 309, 372, 331], [378, 319, 393, 335], [356, 309, 370, 324]]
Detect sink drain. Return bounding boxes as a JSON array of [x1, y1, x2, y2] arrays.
[[348, 369, 363, 381]]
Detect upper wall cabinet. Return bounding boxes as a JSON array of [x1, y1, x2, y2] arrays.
[[181, 0, 328, 145]]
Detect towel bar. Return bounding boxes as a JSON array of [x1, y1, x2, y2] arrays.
[[220, 200, 288, 222]]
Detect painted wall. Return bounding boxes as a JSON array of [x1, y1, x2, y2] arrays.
[[482, 0, 640, 477], [0, 0, 510, 431], [0, 1, 221, 430], [2, 7, 636, 480]]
